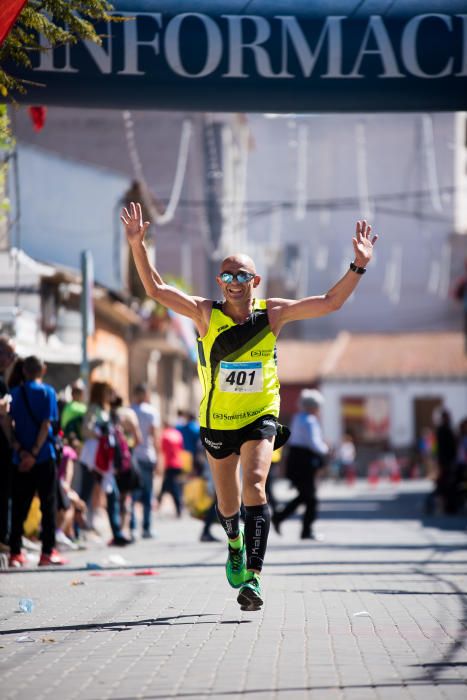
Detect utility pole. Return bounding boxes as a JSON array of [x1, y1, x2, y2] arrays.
[[80, 250, 94, 391]]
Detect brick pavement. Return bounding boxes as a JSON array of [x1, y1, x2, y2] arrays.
[[0, 479, 466, 700]]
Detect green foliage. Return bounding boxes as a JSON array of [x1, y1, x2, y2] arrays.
[[0, 105, 14, 153], [0, 105, 15, 223], [0, 0, 115, 97]]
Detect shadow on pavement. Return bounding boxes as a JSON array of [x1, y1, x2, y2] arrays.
[[320, 588, 466, 595], [87, 678, 467, 699], [409, 571, 467, 685], [0, 613, 251, 636]]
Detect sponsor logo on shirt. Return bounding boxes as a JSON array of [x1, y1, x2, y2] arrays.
[[213, 408, 263, 421]]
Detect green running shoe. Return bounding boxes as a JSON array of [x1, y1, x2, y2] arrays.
[[237, 573, 263, 611], [225, 532, 247, 588]]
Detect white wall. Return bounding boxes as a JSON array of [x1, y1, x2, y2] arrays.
[[321, 379, 467, 448], [246, 113, 462, 337], [10, 145, 129, 291], [454, 112, 467, 234]]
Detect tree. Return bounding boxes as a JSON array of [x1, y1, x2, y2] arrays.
[[0, 0, 114, 98], [0, 1, 116, 223]]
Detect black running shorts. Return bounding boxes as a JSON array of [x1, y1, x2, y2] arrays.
[[200, 414, 290, 460]]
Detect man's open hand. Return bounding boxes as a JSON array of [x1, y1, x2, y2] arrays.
[[121, 202, 150, 245], [352, 220, 378, 267]]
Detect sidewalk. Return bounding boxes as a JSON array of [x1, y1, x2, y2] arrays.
[[0, 479, 466, 700]]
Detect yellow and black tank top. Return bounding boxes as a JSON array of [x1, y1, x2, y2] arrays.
[[197, 299, 280, 430]]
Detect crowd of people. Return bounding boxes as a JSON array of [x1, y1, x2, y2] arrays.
[[1, 327, 466, 584], [0, 334, 219, 567]]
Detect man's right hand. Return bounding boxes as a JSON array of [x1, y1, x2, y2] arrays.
[[120, 202, 150, 245]]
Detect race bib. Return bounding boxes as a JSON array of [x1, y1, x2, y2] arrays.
[[219, 361, 263, 393]]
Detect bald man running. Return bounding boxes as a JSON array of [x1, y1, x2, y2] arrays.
[[121, 202, 378, 611]]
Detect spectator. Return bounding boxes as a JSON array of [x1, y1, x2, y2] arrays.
[[273, 389, 328, 540], [110, 393, 142, 534], [176, 410, 221, 542], [455, 417, 467, 513], [177, 411, 203, 470], [80, 381, 131, 546], [436, 409, 458, 513], [61, 380, 87, 443], [425, 409, 458, 515], [9, 355, 66, 567], [158, 422, 184, 517], [418, 427, 437, 479], [7, 357, 25, 390], [131, 384, 160, 538], [451, 257, 467, 351], [0, 336, 16, 553], [265, 446, 282, 519], [337, 433, 357, 484], [55, 443, 86, 550]]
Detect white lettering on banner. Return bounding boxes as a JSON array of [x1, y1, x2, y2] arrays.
[[82, 30, 113, 74], [31, 12, 464, 81], [349, 16, 403, 78], [36, 33, 78, 73], [401, 14, 453, 78], [277, 15, 346, 78], [118, 12, 162, 76], [223, 15, 275, 78], [37, 20, 114, 74], [166, 13, 223, 77], [457, 15, 467, 76]]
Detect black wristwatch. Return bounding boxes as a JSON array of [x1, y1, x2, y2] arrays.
[[350, 261, 366, 275]]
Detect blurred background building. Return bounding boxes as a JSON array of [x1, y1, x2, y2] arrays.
[[2, 107, 466, 455]]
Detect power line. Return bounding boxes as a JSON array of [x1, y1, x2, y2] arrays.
[[149, 185, 459, 210]]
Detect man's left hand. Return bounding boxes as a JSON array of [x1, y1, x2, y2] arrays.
[[352, 219, 378, 267]]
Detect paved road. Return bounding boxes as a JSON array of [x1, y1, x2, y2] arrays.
[[1, 480, 466, 699]]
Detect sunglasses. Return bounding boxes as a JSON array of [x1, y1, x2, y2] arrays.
[[219, 271, 255, 284]]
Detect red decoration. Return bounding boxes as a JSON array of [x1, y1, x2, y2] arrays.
[[0, 0, 28, 47], [28, 106, 47, 132]]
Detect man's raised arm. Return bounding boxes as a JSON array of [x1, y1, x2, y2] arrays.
[[268, 220, 378, 334], [121, 202, 209, 334]]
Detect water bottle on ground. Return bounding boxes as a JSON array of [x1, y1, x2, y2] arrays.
[[18, 598, 34, 613]]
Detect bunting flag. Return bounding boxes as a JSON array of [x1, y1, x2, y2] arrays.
[[28, 106, 47, 131], [0, 0, 27, 47]]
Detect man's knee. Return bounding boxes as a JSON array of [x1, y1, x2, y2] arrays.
[[243, 475, 267, 505]]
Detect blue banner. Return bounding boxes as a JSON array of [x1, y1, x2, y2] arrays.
[[11, 1, 467, 111]]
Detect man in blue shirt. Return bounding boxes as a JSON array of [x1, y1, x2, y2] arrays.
[[9, 355, 65, 567]]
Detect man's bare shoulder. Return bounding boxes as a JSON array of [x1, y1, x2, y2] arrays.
[[196, 297, 215, 312], [195, 297, 216, 337]]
